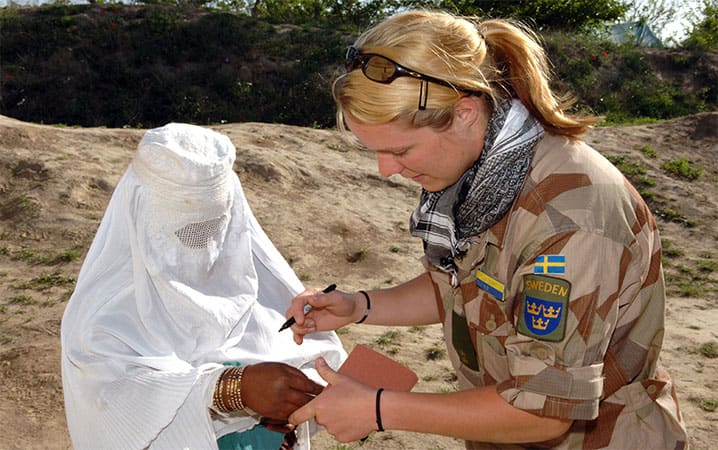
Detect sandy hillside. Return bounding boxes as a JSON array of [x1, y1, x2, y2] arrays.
[[0, 113, 716, 450]]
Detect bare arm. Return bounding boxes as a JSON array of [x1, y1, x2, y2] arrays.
[[354, 272, 439, 326], [384, 387, 572, 443], [287, 272, 439, 344], [289, 358, 572, 443]]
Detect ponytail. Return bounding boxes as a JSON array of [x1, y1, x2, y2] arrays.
[[481, 19, 597, 136]]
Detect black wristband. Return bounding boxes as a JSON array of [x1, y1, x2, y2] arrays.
[[356, 290, 371, 324], [375, 388, 385, 432]]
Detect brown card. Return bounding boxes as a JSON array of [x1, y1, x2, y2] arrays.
[[337, 343, 418, 391]]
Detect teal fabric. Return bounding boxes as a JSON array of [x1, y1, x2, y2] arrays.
[[217, 426, 284, 450]]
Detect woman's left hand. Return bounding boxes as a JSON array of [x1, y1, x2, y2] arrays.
[[289, 357, 377, 442]]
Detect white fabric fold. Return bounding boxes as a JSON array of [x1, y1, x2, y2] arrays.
[[61, 123, 346, 450]]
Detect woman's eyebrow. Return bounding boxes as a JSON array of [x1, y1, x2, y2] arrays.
[[374, 144, 412, 154]]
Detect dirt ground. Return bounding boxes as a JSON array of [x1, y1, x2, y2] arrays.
[[0, 112, 716, 449]]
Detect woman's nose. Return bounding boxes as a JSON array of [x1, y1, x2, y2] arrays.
[[376, 154, 403, 177]]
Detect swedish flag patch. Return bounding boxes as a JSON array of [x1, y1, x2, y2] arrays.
[[534, 255, 566, 274], [475, 269, 504, 302], [517, 275, 570, 342]]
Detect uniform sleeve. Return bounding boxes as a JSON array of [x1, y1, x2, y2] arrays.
[[497, 229, 631, 421]]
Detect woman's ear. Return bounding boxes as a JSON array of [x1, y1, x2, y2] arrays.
[[452, 95, 484, 129]]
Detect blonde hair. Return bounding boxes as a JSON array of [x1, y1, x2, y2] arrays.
[[333, 9, 597, 136]]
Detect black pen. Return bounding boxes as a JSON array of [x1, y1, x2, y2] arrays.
[[278, 284, 337, 332]]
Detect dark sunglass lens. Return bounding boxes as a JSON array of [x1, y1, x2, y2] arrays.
[[363, 56, 398, 83]]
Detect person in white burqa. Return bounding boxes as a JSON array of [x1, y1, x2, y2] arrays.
[[61, 123, 346, 450]]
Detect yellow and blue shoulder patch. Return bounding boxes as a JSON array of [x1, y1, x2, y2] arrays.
[[517, 274, 570, 342], [475, 269, 504, 302], [533, 254, 566, 274]]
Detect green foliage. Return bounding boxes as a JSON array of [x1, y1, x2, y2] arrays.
[[543, 31, 713, 123], [683, 0, 718, 50], [678, 281, 703, 297], [16, 273, 76, 290], [376, 330, 401, 348], [696, 258, 718, 273], [0, 4, 345, 128], [638, 144, 657, 158], [411, 0, 627, 31], [10, 249, 35, 261], [658, 208, 685, 222], [7, 295, 36, 305], [697, 398, 718, 412], [0, 3, 715, 128], [212, 0, 391, 30], [40, 249, 81, 264], [622, 0, 681, 41], [699, 341, 718, 358], [662, 157, 704, 180], [346, 248, 368, 263], [176, 0, 629, 31]]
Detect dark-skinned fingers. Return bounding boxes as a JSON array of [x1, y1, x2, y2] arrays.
[[271, 364, 305, 381], [260, 418, 294, 434], [265, 423, 294, 434], [287, 375, 324, 396], [308, 381, 324, 396], [257, 391, 317, 419], [260, 417, 289, 427]]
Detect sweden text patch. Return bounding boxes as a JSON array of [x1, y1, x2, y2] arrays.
[[517, 274, 570, 342], [475, 269, 504, 302]]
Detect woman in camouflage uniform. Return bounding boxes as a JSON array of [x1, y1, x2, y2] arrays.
[[286, 9, 688, 450]]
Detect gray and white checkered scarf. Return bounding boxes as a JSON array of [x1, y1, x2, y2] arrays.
[[410, 99, 544, 274]]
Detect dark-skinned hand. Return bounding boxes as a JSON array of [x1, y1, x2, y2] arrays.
[[259, 417, 295, 434], [241, 362, 324, 421]]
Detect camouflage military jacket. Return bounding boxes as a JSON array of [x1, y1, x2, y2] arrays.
[[426, 134, 688, 449]]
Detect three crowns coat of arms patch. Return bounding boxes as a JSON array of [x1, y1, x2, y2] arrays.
[[518, 274, 571, 342]]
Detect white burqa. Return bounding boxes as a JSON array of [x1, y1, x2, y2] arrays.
[[61, 123, 346, 450]]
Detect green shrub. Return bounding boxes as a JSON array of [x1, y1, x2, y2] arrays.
[[0, 4, 715, 128], [697, 398, 718, 412], [638, 144, 657, 158], [683, 0, 718, 50], [700, 341, 718, 358], [0, 4, 346, 128], [696, 259, 718, 273], [7, 295, 36, 305], [662, 158, 704, 181], [544, 32, 712, 123], [660, 208, 685, 222]]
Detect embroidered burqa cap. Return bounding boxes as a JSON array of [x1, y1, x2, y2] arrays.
[[61, 123, 345, 450]]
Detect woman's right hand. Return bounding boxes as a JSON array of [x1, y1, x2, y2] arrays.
[[241, 362, 324, 420], [286, 287, 363, 345]]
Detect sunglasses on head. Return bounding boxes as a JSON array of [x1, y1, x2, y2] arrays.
[[345, 46, 481, 110]]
